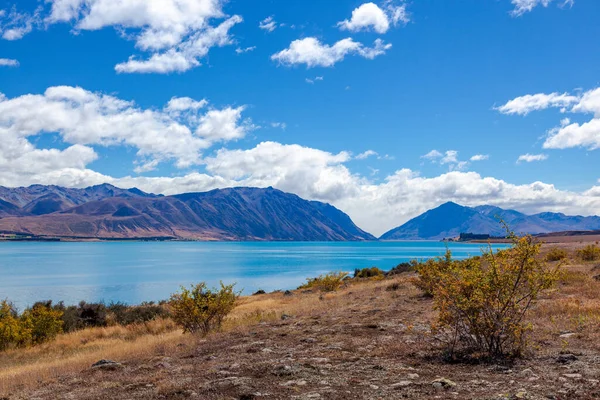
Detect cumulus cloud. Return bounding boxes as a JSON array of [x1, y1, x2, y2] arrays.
[[2, 0, 241, 74], [496, 92, 579, 115], [499, 87, 600, 151], [510, 0, 574, 17], [470, 154, 489, 161], [421, 150, 443, 160], [355, 150, 378, 160], [337, 1, 409, 34], [259, 16, 277, 32], [422, 150, 470, 171], [272, 37, 391, 68], [0, 58, 19, 67], [0, 86, 251, 172], [517, 153, 549, 163], [114, 15, 243, 74]]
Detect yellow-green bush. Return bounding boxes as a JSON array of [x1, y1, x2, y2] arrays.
[[298, 272, 349, 292], [170, 282, 238, 335], [21, 301, 64, 345], [414, 234, 561, 359], [354, 267, 384, 279], [0, 300, 29, 351], [577, 244, 600, 262], [545, 247, 568, 262]]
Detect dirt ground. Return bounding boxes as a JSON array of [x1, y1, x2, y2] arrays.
[[3, 242, 600, 400]]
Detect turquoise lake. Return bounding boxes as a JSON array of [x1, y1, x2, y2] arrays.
[[0, 241, 509, 309]]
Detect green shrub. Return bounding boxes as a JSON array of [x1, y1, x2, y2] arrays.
[[53, 301, 108, 332], [414, 234, 561, 359], [577, 244, 600, 262], [387, 261, 419, 276], [107, 301, 169, 326], [170, 282, 239, 335], [298, 272, 349, 292], [545, 247, 568, 262], [353, 267, 384, 279], [21, 301, 63, 345]]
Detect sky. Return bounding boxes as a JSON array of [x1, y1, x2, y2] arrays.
[[0, 0, 599, 237]]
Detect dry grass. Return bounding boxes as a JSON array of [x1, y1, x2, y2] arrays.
[[0, 319, 181, 394], [0, 278, 396, 396], [2, 245, 600, 399]]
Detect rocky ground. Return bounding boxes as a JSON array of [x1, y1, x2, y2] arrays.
[[8, 279, 598, 398], [4, 243, 600, 400]]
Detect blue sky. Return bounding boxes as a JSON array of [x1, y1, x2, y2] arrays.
[[0, 0, 599, 235]]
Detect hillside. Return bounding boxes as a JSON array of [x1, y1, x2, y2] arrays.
[[381, 202, 600, 240], [0, 185, 374, 241]]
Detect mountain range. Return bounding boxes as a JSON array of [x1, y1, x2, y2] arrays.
[[380, 202, 600, 240], [0, 184, 374, 241]]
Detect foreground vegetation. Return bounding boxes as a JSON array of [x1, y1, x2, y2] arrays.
[[1, 240, 599, 398]]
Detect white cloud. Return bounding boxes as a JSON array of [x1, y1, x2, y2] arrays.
[[0, 6, 42, 40], [0, 86, 251, 171], [470, 154, 489, 161], [259, 16, 277, 32], [114, 15, 242, 74], [499, 87, 600, 151], [306, 76, 324, 84], [517, 153, 549, 163], [272, 37, 391, 68], [421, 150, 443, 160], [422, 150, 471, 171], [356, 150, 378, 160], [235, 46, 256, 54], [440, 150, 458, 165], [496, 92, 579, 115], [271, 122, 287, 130], [544, 119, 600, 150], [0, 58, 19, 67], [2, 0, 241, 74], [165, 96, 208, 115], [510, 0, 574, 17], [337, 2, 409, 34]]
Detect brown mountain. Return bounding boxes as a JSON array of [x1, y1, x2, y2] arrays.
[[0, 185, 375, 241]]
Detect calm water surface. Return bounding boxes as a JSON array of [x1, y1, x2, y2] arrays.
[[0, 241, 509, 309]]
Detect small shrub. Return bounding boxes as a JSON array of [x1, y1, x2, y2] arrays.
[[54, 301, 108, 332], [107, 302, 169, 326], [414, 232, 561, 359], [21, 301, 64, 345], [577, 244, 600, 262], [298, 272, 349, 292], [545, 247, 568, 262], [170, 282, 239, 335], [387, 261, 419, 276], [0, 300, 29, 351], [354, 267, 384, 279]]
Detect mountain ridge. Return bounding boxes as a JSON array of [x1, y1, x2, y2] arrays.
[[0, 185, 374, 241], [380, 201, 600, 240]]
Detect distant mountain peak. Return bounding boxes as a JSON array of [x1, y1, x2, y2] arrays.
[[381, 202, 600, 240]]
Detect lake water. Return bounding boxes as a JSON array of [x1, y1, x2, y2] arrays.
[[0, 241, 509, 309]]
